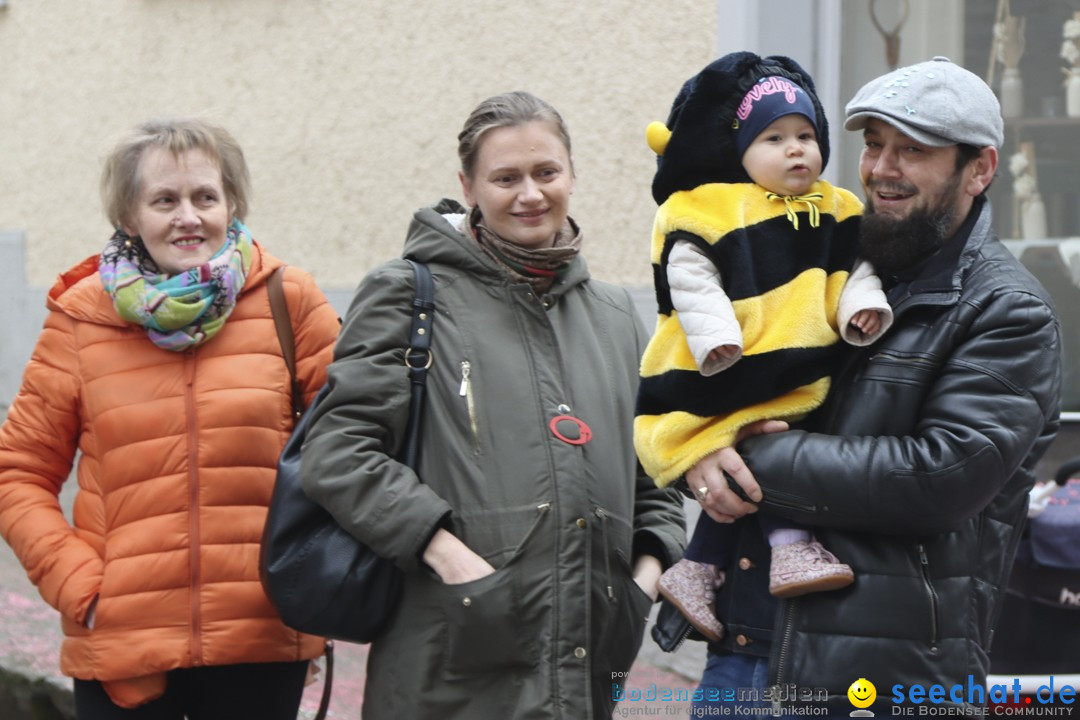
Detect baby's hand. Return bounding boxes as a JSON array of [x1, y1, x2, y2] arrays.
[[850, 309, 882, 338], [707, 345, 740, 364]]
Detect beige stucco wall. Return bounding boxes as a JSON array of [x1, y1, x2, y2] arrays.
[[0, 1, 716, 290]]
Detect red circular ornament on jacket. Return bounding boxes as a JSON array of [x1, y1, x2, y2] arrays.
[[549, 415, 593, 445]]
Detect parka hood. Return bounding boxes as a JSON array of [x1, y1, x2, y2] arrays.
[[402, 199, 591, 296]]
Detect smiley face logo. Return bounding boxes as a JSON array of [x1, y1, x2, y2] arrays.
[[848, 678, 876, 709]]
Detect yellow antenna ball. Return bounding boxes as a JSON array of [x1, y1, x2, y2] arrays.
[[646, 121, 672, 156]]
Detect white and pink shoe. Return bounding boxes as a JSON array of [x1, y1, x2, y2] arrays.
[[769, 540, 854, 598], [657, 559, 726, 642]]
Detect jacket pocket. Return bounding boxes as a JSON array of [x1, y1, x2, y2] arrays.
[[762, 488, 817, 513], [435, 503, 550, 676], [436, 560, 536, 676], [61, 609, 93, 638], [864, 350, 938, 383]]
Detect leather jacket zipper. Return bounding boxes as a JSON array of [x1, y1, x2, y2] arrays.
[[771, 600, 797, 713], [918, 544, 940, 648], [668, 623, 694, 653], [458, 361, 480, 449]]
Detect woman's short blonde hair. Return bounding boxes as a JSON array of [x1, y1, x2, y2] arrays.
[[101, 118, 251, 230], [457, 91, 573, 180]]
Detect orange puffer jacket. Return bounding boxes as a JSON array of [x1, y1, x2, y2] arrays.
[[0, 242, 339, 685]]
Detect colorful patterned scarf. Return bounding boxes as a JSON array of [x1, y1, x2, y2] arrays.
[[470, 207, 581, 293], [99, 219, 253, 351]]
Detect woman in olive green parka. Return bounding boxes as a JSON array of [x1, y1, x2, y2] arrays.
[[300, 92, 685, 719]]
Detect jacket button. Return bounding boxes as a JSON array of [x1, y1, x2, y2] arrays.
[[462, 597, 472, 607], [574, 647, 587, 659], [736, 634, 752, 647], [576, 518, 586, 529], [738, 557, 754, 571]]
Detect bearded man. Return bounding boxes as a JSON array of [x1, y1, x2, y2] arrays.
[[678, 57, 1063, 716]]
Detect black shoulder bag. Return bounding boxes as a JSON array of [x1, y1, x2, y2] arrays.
[[259, 260, 435, 648]]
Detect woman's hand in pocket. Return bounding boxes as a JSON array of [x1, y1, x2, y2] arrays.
[[84, 595, 99, 629], [423, 528, 496, 585], [632, 555, 662, 602]]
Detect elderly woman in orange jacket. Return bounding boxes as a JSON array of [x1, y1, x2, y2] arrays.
[[0, 119, 340, 719]]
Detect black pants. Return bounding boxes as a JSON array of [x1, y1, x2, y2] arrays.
[[73, 661, 308, 720]]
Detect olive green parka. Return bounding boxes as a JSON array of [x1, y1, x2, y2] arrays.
[[300, 200, 685, 719]]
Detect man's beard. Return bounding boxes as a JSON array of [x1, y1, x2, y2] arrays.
[[858, 178, 959, 275]]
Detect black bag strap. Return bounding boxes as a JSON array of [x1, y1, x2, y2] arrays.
[[402, 258, 435, 469]]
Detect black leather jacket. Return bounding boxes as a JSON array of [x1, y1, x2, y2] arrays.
[[701, 200, 1061, 713]]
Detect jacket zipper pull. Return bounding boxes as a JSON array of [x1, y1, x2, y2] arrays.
[[459, 361, 471, 397], [459, 360, 480, 448]]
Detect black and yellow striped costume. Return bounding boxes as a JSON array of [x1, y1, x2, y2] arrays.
[[634, 180, 863, 486]]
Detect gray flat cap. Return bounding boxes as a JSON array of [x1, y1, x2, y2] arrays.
[[844, 56, 1003, 149]]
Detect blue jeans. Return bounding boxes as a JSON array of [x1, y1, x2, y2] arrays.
[[691, 651, 770, 715]]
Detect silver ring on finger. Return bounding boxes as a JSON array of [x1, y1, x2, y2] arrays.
[[696, 485, 710, 500]]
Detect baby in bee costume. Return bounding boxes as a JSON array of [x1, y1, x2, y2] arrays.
[[634, 52, 893, 642]]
